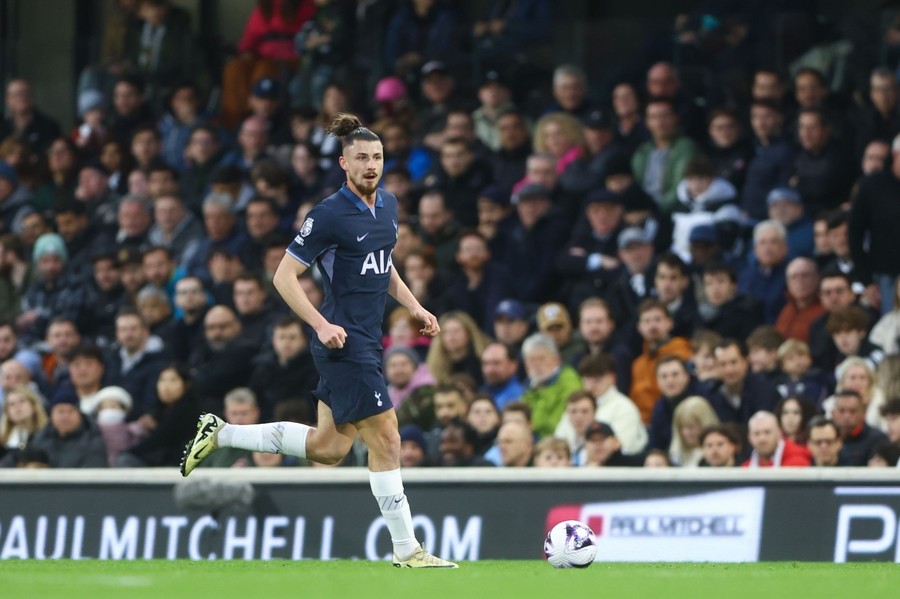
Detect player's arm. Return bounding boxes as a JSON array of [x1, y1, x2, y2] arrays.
[[388, 266, 440, 336], [273, 253, 347, 348]]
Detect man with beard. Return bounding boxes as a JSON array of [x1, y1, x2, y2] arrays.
[[629, 299, 693, 424], [699, 425, 741, 467], [171, 275, 209, 366], [183, 115, 457, 569], [188, 305, 257, 413], [436, 419, 493, 467], [38, 317, 82, 390], [421, 136, 493, 227]]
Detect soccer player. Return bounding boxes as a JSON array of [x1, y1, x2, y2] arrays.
[[180, 114, 457, 568]]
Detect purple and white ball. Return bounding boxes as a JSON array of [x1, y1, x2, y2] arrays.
[[544, 520, 598, 568]]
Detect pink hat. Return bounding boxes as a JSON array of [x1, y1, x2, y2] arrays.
[[375, 77, 407, 103]]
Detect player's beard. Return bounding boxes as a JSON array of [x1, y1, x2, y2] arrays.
[[353, 171, 380, 196]]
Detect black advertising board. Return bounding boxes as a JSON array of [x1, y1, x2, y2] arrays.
[[1, 471, 899, 562]]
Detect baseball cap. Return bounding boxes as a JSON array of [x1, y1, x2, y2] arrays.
[[421, 61, 450, 77], [537, 302, 571, 330], [584, 188, 623, 206], [374, 76, 407, 103], [689, 223, 719, 244], [585, 421, 616, 439], [585, 109, 613, 130], [252, 77, 280, 99], [766, 187, 801, 205], [512, 183, 551, 205], [481, 70, 508, 87], [494, 299, 525, 321], [617, 227, 652, 250], [0, 161, 19, 185], [478, 185, 510, 207]]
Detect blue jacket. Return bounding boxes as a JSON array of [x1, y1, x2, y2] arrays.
[[738, 259, 787, 324], [648, 378, 710, 451], [384, 3, 460, 69], [483, 377, 526, 411], [742, 137, 795, 220]]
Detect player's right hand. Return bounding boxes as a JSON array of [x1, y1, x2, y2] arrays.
[[316, 322, 348, 349]]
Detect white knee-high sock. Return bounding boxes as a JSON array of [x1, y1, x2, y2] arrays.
[[216, 422, 311, 458], [369, 469, 419, 558]]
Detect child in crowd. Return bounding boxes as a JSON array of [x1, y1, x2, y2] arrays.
[[746, 325, 785, 380], [826, 305, 885, 373], [533, 437, 571, 467], [689, 329, 722, 381], [774, 339, 827, 406]]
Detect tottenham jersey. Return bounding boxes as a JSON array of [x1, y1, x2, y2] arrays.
[[286, 183, 399, 353]]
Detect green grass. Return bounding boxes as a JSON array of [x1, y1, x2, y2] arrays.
[[4, 560, 899, 599]]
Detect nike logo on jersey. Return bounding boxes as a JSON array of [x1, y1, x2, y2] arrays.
[[357, 233, 369, 242]]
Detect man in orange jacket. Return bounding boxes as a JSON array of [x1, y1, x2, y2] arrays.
[[629, 299, 693, 423]]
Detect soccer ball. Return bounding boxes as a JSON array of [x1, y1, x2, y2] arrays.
[[544, 520, 597, 568]]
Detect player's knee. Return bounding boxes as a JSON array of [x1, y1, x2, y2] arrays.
[[320, 437, 353, 464], [370, 426, 401, 460]]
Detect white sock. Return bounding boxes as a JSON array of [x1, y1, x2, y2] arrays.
[[216, 422, 310, 458], [369, 469, 419, 558]]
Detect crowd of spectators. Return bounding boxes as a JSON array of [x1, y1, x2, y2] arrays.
[[2, 0, 900, 470]]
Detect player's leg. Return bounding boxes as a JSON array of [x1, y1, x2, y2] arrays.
[[305, 401, 357, 464], [356, 409, 457, 568], [214, 402, 355, 463]]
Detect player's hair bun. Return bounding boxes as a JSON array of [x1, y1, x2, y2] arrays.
[[326, 113, 365, 137]]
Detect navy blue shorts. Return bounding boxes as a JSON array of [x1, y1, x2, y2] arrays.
[[311, 348, 393, 424]]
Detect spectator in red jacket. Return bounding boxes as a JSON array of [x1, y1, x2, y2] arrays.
[[743, 410, 811, 467], [220, 0, 316, 129]]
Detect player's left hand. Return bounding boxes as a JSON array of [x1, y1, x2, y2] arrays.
[[413, 307, 440, 337]]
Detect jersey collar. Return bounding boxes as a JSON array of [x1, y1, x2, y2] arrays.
[[340, 183, 383, 212]]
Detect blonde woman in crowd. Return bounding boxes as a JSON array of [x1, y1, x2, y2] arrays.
[[670, 395, 719, 467], [532, 112, 587, 175], [425, 311, 493, 386], [0, 385, 47, 450]]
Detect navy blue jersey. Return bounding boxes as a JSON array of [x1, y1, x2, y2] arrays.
[[286, 183, 399, 354]]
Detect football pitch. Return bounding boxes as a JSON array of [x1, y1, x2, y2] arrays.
[[4, 560, 898, 599]]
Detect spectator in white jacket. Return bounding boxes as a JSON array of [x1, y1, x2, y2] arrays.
[[555, 353, 647, 455]]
